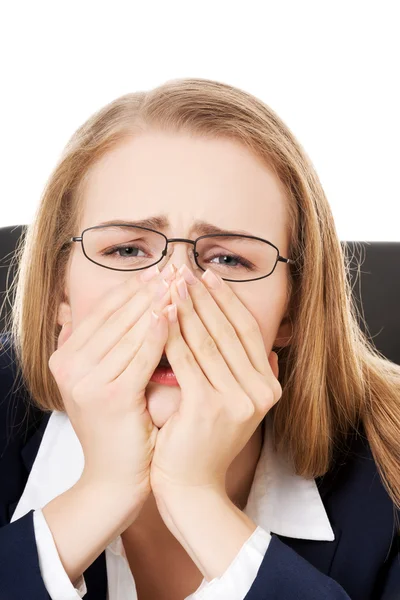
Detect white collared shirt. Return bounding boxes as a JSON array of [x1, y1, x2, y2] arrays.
[[11, 410, 335, 599]]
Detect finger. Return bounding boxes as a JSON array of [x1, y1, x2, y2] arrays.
[[175, 268, 280, 411], [100, 281, 173, 375], [169, 278, 238, 394], [176, 269, 258, 392], [160, 300, 211, 397], [180, 264, 270, 377], [97, 307, 169, 386], [71, 272, 172, 372], [60, 265, 163, 354]]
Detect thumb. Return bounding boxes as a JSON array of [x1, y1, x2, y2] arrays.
[[57, 321, 72, 350]]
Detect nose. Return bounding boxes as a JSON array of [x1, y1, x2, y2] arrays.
[[161, 241, 200, 280]]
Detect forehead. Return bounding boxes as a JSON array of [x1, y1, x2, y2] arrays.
[[79, 132, 288, 244]]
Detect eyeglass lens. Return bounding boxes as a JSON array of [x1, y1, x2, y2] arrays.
[[82, 225, 278, 281]]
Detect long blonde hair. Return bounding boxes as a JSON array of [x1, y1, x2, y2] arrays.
[[2, 78, 400, 518]]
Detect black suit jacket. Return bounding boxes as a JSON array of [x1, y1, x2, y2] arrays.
[[0, 332, 399, 600]]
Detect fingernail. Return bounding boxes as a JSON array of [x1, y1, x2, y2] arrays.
[[156, 278, 170, 298], [178, 264, 198, 285], [177, 277, 189, 300], [160, 264, 177, 281], [140, 264, 160, 282], [150, 310, 160, 329], [201, 269, 222, 289]]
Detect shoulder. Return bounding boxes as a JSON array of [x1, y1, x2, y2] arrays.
[[0, 332, 47, 461], [317, 420, 400, 540]]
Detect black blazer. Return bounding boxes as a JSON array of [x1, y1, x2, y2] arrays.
[[0, 332, 399, 600]]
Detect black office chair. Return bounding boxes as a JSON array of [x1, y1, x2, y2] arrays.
[[1, 224, 399, 366]]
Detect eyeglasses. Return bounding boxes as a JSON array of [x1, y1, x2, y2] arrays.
[[68, 224, 294, 283]]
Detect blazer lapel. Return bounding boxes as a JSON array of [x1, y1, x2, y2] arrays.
[[274, 524, 342, 575], [272, 441, 353, 576], [18, 411, 108, 599], [20, 411, 52, 474], [7, 412, 53, 522]]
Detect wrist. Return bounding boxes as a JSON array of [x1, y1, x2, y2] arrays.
[[76, 473, 149, 519], [153, 483, 229, 533], [153, 480, 227, 505]]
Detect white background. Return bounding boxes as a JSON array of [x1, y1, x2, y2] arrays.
[[0, 0, 398, 241]]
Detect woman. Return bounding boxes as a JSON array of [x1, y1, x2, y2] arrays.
[[0, 77, 399, 600]]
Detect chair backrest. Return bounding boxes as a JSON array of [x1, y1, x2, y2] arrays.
[[1, 224, 399, 365]]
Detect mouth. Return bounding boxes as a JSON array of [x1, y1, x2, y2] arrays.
[[150, 353, 179, 385], [158, 353, 171, 368]]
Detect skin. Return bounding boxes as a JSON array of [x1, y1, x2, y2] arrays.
[[57, 131, 292, 584]]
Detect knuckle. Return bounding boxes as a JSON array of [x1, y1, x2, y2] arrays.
[[106, 308, 124, 327], [48, 350, 58, 372], [71, 372, 104, 406], [234, 398, 256, 422], [102, 379, 124, 403], [220, 320, 239, 342], [243, 316, 260, 338], [119, 335, 139, 355], [257, 383, 276, 410], [70, 379, 90, 404], [272, 378, 283, 401], [200, 334, 219, 358], [181, 348, 197, 369], [48, 352, 69, 381]]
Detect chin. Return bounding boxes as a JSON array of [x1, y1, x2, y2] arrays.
[[146, 382, 181, 428]]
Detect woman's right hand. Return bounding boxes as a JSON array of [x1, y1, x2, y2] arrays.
[[48, 265, 175, 506]]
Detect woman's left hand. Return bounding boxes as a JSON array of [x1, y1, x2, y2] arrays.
[[150, 264, 282, 496]]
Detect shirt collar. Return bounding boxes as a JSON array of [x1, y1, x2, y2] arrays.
[[243, 413, 335, 541], [13, 409, 334, 542]]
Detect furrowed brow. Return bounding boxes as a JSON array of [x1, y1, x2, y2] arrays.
[[95, 215, 254, 237]]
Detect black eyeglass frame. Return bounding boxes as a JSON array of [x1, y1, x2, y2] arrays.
[[68, 224, 294, 283]]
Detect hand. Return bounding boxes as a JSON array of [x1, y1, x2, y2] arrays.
[[149, 264, 282, 496], [49, 266, 173, 505]]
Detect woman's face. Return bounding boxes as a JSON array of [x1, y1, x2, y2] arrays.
[[58, 131, 292, 428]]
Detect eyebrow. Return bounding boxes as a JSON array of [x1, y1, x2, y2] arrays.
[[95, 215, 255, 237]]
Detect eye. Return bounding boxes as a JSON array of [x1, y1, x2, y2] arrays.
[[208, 252, 254, 270], [102, 245, 146, 258]]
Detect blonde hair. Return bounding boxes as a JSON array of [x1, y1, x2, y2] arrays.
[[2, 78, 400, 520]]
